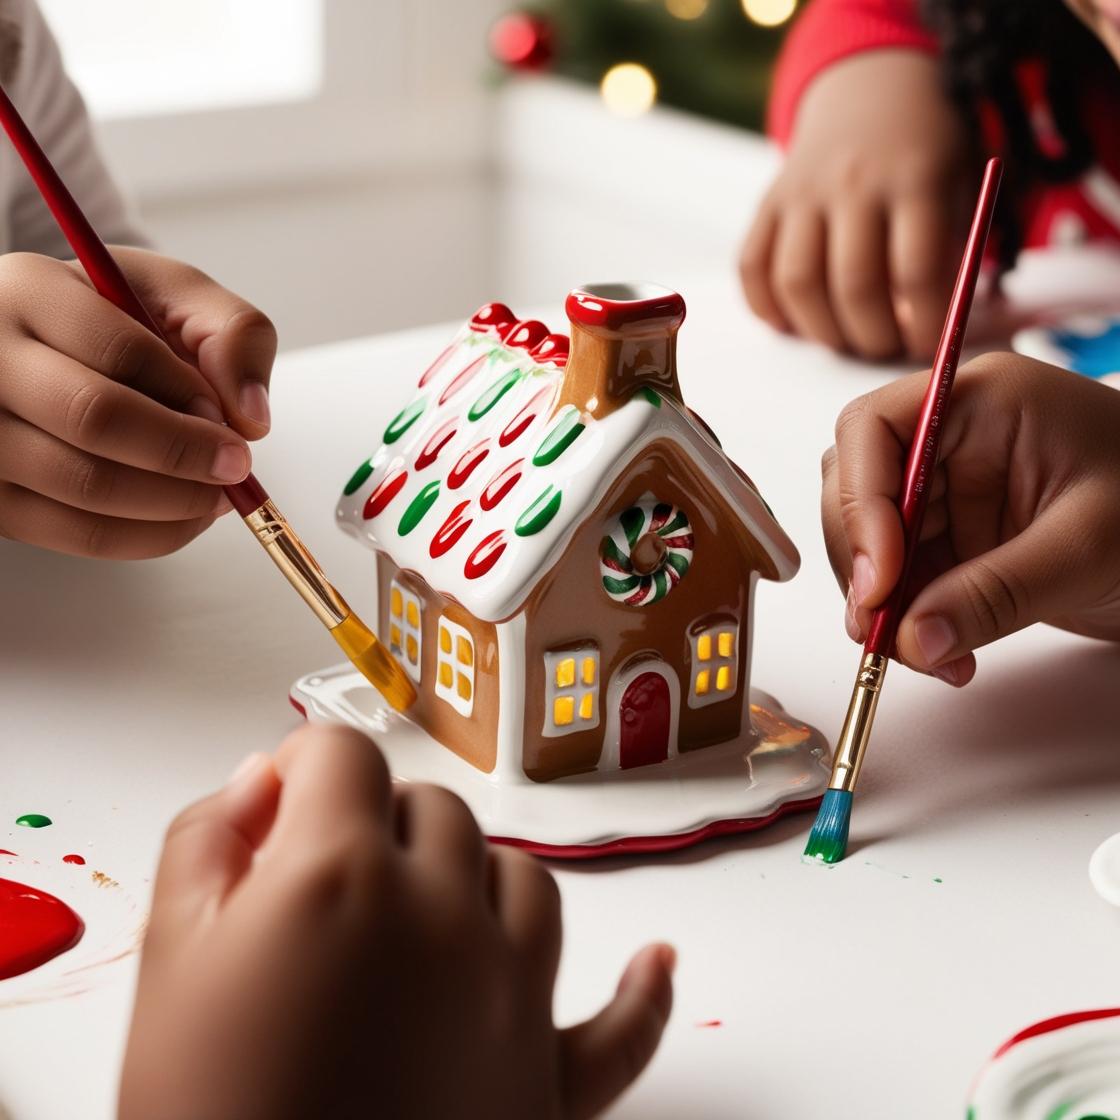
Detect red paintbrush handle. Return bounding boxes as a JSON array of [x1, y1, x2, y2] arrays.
[[864, 157, 1003, 658], [0, 83, 268, 517]]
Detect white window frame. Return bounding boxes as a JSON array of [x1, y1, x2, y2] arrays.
[[688, 622, 738, 709], [436, 616, 475, 718], [388, 579, 422, 682], [543, 647, 600, 737]]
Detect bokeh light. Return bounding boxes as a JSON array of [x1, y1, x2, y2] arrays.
[[665, 0, 709, 19], [740, 0, 797, 27], [599, 62, 658, 117]]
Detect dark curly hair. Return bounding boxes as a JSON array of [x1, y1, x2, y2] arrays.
[[921, 1, 1116, 271]]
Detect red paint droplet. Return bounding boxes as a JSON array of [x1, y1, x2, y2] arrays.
[[415, 420, 457, 470], [469, 302, 516, 335], [464, 530, 507, 580], [531, 333, 569, 367], [696, 1020, 723, 1028], [480, 459, 525, 511], [0, 850, 16, 857], [430, 500, 473, 559], [418, 342, 456, 388], [502, 319, 549, 352], [0, 877, 84, 980], [448, 440, 490, 490], [439, 356, 488, 405], [62, 854, 86, 866], [362, 467, 408, 520], [499, 386, 553, 447]]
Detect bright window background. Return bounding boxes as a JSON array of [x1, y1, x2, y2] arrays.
[[37, 0, 323, 119]]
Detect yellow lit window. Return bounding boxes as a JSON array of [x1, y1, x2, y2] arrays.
[[389, 579, 422, 683], [555, 658, 575, 689], [690, 622, 738, 708], [435, 616, 475, 717], [543, 647, 600, 736]]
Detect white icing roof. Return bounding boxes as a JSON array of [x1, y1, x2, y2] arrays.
[[336, 308, 799, 622]]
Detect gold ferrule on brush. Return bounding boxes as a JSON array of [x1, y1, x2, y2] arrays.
[[829, 651, 889, 792], [244, 500, 351, 628]]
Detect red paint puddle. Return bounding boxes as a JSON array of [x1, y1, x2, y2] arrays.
[[62, 854, 86, 866], [0, 877, 84, 980], [696, 1020, 723, 1028]]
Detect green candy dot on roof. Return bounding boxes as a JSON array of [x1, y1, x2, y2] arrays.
[[469, 369, 523, 421], [533, 407, 584, 466], [515, 485, 561, 537], [398, 481, 440, 536], [636, 385, 661, 407], [342, 458, 374, 496], [384, 398, 426, 445], [16, 813, 51, 828]]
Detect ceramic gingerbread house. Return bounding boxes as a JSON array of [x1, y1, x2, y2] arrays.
[[333, 283, 806, 784]]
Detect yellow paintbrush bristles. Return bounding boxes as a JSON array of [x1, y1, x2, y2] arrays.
[[331, 612, 417, 712]]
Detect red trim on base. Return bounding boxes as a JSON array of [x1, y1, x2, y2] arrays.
[[992, 1007, 1120, 1060], [289, 696, 307, 718]]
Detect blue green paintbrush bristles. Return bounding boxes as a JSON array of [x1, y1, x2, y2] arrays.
[[803, 789, 852, 864]]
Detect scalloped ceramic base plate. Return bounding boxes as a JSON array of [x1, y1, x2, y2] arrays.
[[290, 663, 831, 858], [967, 1009, 1120, 1118]]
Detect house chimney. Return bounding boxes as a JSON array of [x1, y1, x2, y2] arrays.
[[555, 283, 686, 419]]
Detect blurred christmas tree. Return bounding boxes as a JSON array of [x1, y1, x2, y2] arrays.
[[490, 0, 800, 132]]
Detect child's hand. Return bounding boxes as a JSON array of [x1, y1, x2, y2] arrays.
[[0, 247, 276, 559], [822, 355, 1120, 685], [741, 50, 968, 361], [120, 725, 674, 1120]]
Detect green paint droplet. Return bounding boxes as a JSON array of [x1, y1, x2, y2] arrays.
[[383, 398, 426, 444], [515, 486, 561, 536], [637, 385, 661, 407], [397, 481, 440, 536], [468, 369, 522, 421], [342, 458, 373, 496], [16, 814, 52, 828], [933, 877, 943, 884], [533, 407, 584, 466]]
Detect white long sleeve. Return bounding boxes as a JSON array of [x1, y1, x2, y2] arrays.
[[0, 0, 148, 256]]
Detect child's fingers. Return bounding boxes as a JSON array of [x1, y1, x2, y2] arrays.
[[150, 754, 281, 936], [559, 943, 675, 1120], [0, 413, 229, 522], [739, 204, 790, 335], [112, 249, 278, 440], [0, 482, 219, 558], [488, 845, 562, 996], [771, 209, 847, 351], [2, 341, 252, 485], [889, 195, 956, 358], [895, 495, 1109, 674], [828, 201, 903, 360], [393, 784, 488, 888]]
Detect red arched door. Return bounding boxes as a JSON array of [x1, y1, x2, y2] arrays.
[[619, 671, 671, 769]]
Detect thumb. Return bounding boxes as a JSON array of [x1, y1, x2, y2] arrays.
[[559, 943, 675, 1120], [116, 247, 278, 440], [895, 504, 1087, 679], [149, 753, 281, 935]]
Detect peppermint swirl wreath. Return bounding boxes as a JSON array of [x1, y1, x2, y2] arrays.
[[600, 501, 694, 606]]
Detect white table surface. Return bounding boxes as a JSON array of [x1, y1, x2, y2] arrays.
[[3, 254, 1120, 1119]]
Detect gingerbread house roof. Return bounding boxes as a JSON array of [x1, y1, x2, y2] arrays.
[[336, 300, 799, 622]]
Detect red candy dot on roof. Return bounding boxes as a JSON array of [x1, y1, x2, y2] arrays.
[[531, 333, 569, 367], [464, 530, 507, 580], [480, 459, 525, 511], [418, 342, 456, 388], [362, 466, 407, 520], [469, 303, 515, 335], [502, 319, 549, 352], [500, 385, 553, 447], [415, 419, 457, 470], [430, 500, 473, 559], [439, 355, 488, 406], [448, 439, 490, 490]]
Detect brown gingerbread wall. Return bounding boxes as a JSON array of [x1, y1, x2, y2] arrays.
[[376, 555, 499, 773], [520, 439, 774, 781]]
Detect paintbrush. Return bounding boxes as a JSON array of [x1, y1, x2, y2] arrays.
[[0, 84, 415, 712], [804, 156, 1003, 864]]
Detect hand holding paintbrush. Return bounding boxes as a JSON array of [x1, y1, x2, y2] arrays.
[[804, 156, 1003, 864]]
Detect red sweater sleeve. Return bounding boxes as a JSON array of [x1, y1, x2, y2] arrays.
[[767, 0, 938, 144]]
